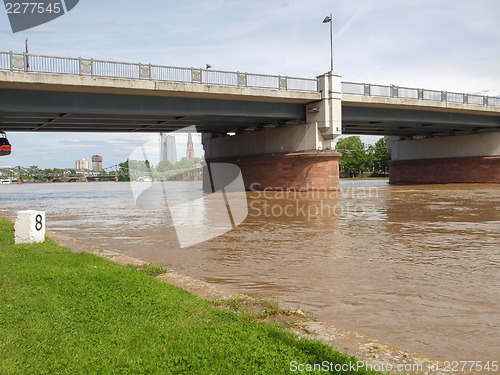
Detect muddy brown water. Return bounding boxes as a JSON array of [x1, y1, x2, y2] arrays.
[[1, 180, 499, 367]]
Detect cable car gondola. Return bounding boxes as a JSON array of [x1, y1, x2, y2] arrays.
[[0, 131, 11, 156]]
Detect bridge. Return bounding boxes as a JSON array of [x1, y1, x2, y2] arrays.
[[1, 51, 499, 188]]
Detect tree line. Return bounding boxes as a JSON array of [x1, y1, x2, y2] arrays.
[[0, 166, 113, 181], [336, 136, 391, 177], [119, 157, 203, 181]]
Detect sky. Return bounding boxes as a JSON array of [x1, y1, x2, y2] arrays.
[[1, 0, 500, 168]]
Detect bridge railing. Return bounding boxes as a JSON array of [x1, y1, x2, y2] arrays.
[[342, 82, 500, 108], [2, 50, 499, 106], [0, 50, 318, 92]]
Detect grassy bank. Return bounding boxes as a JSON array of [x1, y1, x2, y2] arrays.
[[0, 218, 379, 374]]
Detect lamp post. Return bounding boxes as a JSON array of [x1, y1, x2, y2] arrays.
[[25, 36, 29, 70], [323, 14, 333, 72]]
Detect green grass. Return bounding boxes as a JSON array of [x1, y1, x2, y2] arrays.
[[0, 218, 380, 375], [134, 263, 167, 277]]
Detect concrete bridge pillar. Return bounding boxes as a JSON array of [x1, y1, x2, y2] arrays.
[[388, 133, 500, 184], [202, 72, 342, 191]]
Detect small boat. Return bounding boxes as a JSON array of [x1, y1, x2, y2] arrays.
[[0, 132, 11, 156], [136, 176, 153, 182]]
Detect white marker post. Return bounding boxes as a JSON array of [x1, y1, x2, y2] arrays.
[[14, 210, 45, 244]]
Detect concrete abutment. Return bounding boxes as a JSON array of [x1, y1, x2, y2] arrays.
[[388, 132, 500, 184], [389, 156, 500, 184]]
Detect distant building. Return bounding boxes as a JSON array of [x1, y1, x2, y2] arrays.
[[75, 158, 89, 171], [160, 133, 177, 164], [186, 133, 195, 160], [92, 155, 103, 171]]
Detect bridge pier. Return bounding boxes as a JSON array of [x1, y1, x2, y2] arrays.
[[203, 147, 342, 191], [388, 133, 500, 184], [202, 72, 342, 191]]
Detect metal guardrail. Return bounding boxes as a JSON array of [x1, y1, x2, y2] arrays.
[[341, 81, 500, 108], [0, 50, 318, 92], [1, 50, 499, 106]]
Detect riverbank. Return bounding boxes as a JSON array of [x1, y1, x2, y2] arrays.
[[0, 217, 382, 374], [0, 214, 469, 374]]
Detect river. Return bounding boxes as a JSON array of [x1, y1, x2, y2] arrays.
[[1, 180, 499, 367]]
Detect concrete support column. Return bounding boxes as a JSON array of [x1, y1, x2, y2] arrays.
[[306, 71, 342, 144], [387, 133, 500, 184]]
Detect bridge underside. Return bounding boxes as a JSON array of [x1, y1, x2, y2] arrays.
[[0, 88, 306, 133], [1, 89, 499, 138], [342, 105, 500, 137]]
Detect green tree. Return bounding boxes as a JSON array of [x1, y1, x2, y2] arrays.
[[336, 136, 368, 177], [369, 137, 391, 175], [156, 160, 174, 172], [174, 157, 195, 170], [4, 169, 15, 178], [127, 160, 150, 172], [27, 165, 41, 176], [118, 160, 130, 181], [127, 159, 154, 181], [52, 168, 64, 177]]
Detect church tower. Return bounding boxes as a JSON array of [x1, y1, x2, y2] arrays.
[[186, 133, 195, 160]]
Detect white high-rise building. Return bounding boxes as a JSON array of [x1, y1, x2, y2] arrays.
[[75, 158, 89, 171]]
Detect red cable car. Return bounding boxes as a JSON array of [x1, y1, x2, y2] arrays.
[[0, 132, 11, 156]]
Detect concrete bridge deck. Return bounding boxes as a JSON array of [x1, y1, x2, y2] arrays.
[[0, 51, 499, 137]]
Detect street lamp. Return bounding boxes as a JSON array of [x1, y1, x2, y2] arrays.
[[25, 36, 29, 70], [323, 14, 333, 72]]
